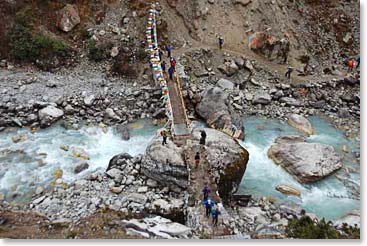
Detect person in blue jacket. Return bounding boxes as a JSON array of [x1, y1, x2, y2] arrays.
[[166, 45, 172, 58], [211, 206, 221, 226], [202, 185, 211, 201], [203, 198, 214, 218]]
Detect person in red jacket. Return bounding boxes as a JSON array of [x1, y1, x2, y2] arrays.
[[170, 57, 176, 70]]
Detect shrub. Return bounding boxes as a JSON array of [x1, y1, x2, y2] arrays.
[[87, 39, 112, 62], [286, 215, 360, 239]]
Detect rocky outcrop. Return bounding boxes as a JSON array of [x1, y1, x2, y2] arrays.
[[141, 132, 188, 189], [275, 184, 301, 196], [287, 114, 314, 136], [249, 32, 290, 64], [190, 128, 249, 202], [56, 4, 81, 32], [217, 60, 239, 77], [195, 86, 244, 140], [38, 105, 64, 128], [268, 136, 342, 183], [334, 209, 360, 228]]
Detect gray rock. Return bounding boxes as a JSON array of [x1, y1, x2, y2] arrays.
[[252, 91, 272, 105], [217, 78, 235, 90], [74, 162, 89, 174], [287, 114, 314, 135], [268, 141, 342, 183], [84, 95, 95, 106], [38, 105, 64, 128], [56, 4, 81, 32], [127, 193, 147, 204], [279, 97, 303, 107]]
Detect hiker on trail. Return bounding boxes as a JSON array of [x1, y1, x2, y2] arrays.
[[356, 55, 360, 69], [158, 48, 163, 61], [348, 58, 355, 72], [211, 206, 221, 226], [161, 60, 166, 73], [194, 152, 200, 168], [200, 130, 207, 145], [166, 45, 172, 58], [203, 198, 214, 218], [168, 66, 175, 80], [202, 184, 211, 200], [218, 35, 224, 50], [170, 57, 177, 70], [285, 66, 293, 79], [161, 130, 167, 146]]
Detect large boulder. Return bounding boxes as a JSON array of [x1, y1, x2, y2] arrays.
[[275, 184, 301, 196], [141, 132, 188, 189], [195, 86, 244, 140], [249, 32, 290, 64], [190, 128, 249, 202], [268, 137, 342, 183], [38, 105, 64, 128], [56, 4, 81, 32], [287, 114, 314, 136], [217, 60, 239, 77], [333, 209, 360, 228], [252, 91, 272, 105], [217, 78, 235, 90]]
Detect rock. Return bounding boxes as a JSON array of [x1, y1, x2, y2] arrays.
[[35, 186, 44, 195], [338, 108, 350, 118], [83, 95, 95, 106], [217, 78, 235, 90], [334, 209, 360, 228], [238, 207, 266, 223], [72, 148, 90, 160], [126, 228, 150, 238], [64, 105, 75, 115], [252, 91, 272, 105], [11, 134, 27, 143], [279, 204, 303, 216], [279, 97, 303, 107], [106, 168, 123, 183], [147, 179, 158, 188], [196, 86, 244, 140], [234, 0, 252, 7], [191, 128, 249, 202], [137, 186, 148, 193], [217, 60, 239, 77], [274, 135, 305, 144], [110, 186, 123, 194], [107, 153, 133, 171], [249, 32, 290, 64], [287, 114, 314, 136], [152, 199, 170, 210], [268, 141, 342, 183], [343, 33, 353, 44], [111, 47, 119, 57], [105, 108, 121, 121], [60, 144, 69, 151], [116, 125, 130, 141], [74, 162, 89, 174], [141, 135, 188, 189], [127, 193, 147, 204], [38, 106, 64, 128], [56, 4, 80, 32], [33, 195, 46, 205], [276, 184, 301, 196]]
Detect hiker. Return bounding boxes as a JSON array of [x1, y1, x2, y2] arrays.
[[194, 152, 200, 168], [285, 66, 293, 79], [166, 45, 172, 58], [158, 48, 163, 61], [203, 198, 214, 218], [161, 130, 167, 146], [211, 206, 221, 226], [202, 185, 211, 201], [161, 60, 166, 73], [170, 57, 177, 70], [348, 58, 355, 73], [218, 36, 224, 50], [356, 55, 360, 69], [168, 66, 175, 80], [200, 130, 207, 145]]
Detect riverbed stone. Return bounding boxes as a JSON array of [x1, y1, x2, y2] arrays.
[[287, 114, 314, 136], [275, 184, 301, 196], [268, 140, 342, 183], [38, 106, 64, 128]]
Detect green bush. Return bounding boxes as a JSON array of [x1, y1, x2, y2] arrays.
[[286, 215, 360, 239], [87, 39, 112, 62], [8, 12, 70, 64]]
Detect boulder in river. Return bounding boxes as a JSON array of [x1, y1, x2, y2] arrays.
[[275, 184, 301, 196], [38, 106, 64, 128], [116, 125, 130, 141], [268, 137, 342, 183], [190, 128, 249, 202], [195, 86, 244, 140], [74, 162, 89, 174], [141, 131, 188, 189], [287, 114, 314, 136]]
